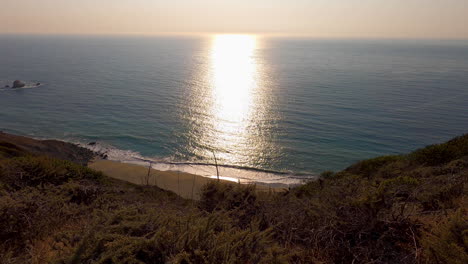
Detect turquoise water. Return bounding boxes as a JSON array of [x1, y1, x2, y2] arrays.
[[1, 35, 467, 184]]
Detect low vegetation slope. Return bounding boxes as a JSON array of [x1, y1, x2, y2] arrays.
[[0, 134, 467, 263], [0, 132, 95, 165]]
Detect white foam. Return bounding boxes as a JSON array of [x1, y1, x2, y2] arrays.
[[77, 141, 145, 162]]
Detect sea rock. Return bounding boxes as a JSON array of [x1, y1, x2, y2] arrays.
[[12, 80, 26, 88], [36, 82, 41, 86], [4, 85, 9, 88], [88, 142, 97, 146]]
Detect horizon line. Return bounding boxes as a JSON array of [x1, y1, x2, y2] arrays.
[[1, 31, 468, 41]]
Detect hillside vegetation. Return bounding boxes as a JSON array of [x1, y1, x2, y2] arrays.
[[0, 134, 467, 263]]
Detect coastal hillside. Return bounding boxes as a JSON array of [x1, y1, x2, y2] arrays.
[[0, 133, 466, 263]]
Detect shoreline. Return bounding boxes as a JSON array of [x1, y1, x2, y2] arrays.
[[0, 131, 287, 199], [89, 159, 287, 200], [0, 130, 303, 193], [76, 140, 311, 187]]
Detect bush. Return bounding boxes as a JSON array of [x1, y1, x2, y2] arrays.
[[422, 210, 468, 264], [410, 134, 468, 166], [0, 186, 80, 250], [0, 156, 103, 190], [1, 134, 467, 263], [198, 182, 261, 229], [0, 141, 28, 159], [199, 182, 257, 212], [346, 155, 403, 178], [320, 170, 334, 179], [68, 209, 286, 264]]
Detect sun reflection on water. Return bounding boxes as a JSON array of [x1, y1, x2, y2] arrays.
[[184, 34, 275, 174], [207, 35, 260, 161], [211, 35, 258, 124]]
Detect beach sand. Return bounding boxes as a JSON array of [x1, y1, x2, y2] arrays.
[[89, 160, 285, 200]]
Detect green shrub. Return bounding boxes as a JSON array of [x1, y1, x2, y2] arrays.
[[0, 156, 103, 190], [198, 182, 261, 229], [346, 155, 403, 178], [320, 170, 334, 179], [422, 210, 468, 264], [414, 174, 465, 211], [68, 209, 286, 264], [410, 134, 468, 166], [199, 182, 257, 212], [0, 141, 28, 159], [0, 186, 80, 250], [1, 134, 467, 263], [64, 181, 102, 205], [376, 176, 419, 194]]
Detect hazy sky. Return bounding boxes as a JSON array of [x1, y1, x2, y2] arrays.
[[1, 0, 467, 38]]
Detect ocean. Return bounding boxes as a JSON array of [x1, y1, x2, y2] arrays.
[[1, 34, 467, 185]]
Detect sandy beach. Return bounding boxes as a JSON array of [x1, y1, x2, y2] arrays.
[[89, 159, 285, 199]]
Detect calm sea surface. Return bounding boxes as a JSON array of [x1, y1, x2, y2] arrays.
[[1, 35, 467, 184]]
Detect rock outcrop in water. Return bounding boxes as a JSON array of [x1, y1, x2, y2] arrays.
[[12, 80, 26, 88]]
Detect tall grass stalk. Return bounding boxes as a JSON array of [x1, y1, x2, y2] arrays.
[[212, 151, 220, 181], [145, 161, 152, 186]]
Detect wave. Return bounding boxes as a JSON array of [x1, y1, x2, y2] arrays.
[[77, 141, 314, 187]]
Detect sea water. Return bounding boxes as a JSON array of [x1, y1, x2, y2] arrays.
[[1, 35, 467, 185]]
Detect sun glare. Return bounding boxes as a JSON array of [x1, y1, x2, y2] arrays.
[[187, 34, 267, 168], [208, 35, 259, 159], [210, 34, 257, 126]]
